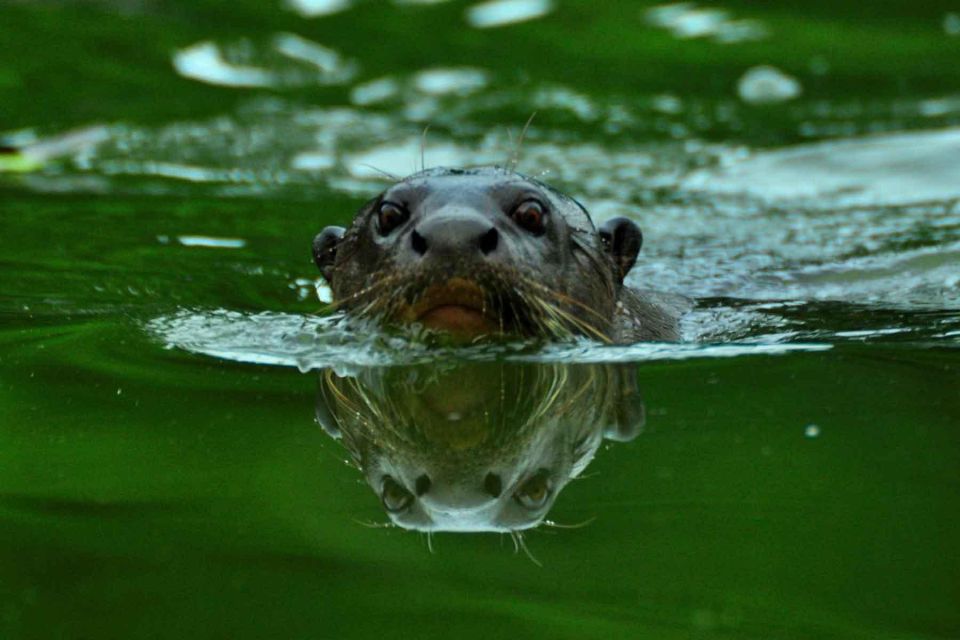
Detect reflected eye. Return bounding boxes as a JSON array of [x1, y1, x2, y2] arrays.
[[381, 476, 414, 513], [377, 202, 408, 235], [514, 469, 551, 509], [511, 200, 546, 235]]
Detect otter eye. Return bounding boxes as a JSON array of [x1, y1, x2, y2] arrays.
[[377, 201, 408, 235], [514, 469, 551, 510], [381, 476, 413, 513], [511, 200, 546, 235]]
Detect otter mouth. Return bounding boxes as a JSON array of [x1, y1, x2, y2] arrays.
[[403, 277, 501, 335], [348, 268, 556, 339]]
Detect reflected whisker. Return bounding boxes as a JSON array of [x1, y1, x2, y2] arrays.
[[514, 530, 543, 567], [542, 517, 596, 530], [353, 518, 396, 529]]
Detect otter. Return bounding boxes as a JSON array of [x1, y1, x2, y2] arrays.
[[312, 166, 687, 342]]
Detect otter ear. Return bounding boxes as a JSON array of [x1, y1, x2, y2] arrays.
[[599, 217, 643, 283], [312, 226, 345, 283], [603, 365, 645, 442]]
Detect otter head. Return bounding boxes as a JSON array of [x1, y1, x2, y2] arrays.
[[312, 167, 643, 340]]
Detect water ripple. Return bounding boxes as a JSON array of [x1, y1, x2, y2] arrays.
[[146, 308, 833, 371]]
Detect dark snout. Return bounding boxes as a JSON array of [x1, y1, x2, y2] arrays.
[[404, 208, 502, 264]]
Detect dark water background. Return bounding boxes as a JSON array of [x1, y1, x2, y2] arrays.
[[1, 1, 959, 638]]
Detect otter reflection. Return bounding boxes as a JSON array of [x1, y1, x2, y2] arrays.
[[315, 362, 644, 532]]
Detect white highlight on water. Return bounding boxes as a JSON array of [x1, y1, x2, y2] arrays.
[[645, 3, 769, 43], [737, 65, 802, 104], [176, 236, 247, 249], [273, 33, 351, 73], [684, 127, 960, 206], [413, 68, 490, 96], [944, 13, 960, 36], [284, 0, 351, 17], [465, 0, 553, 29], [172, 41, 275, 88], [290, 151, 336, 171], [350, 77, 401, 106], [172, 37, 357, 88], [343, 138, 500, 179]]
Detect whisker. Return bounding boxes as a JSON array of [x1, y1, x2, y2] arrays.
[[420, 124, 431, 172], [522, 283, 610, 342], [326, 261, 613, 342], [325, 272, 407, 311], [358, 164, 399, 181], [511, 272, 613, 342], [508, 112, 537, 171], [525, 278, 612, 326]]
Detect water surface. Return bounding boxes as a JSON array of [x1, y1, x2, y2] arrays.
[[1, 1, 959, 638]]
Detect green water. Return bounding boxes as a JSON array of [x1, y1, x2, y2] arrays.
[[2, 1, 959, 638]]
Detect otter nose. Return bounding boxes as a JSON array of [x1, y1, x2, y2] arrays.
[[410, 210, 499, 258], [413, 471, 504, 511]]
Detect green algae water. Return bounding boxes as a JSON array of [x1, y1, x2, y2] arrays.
[[1, 1, 959, 638]]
